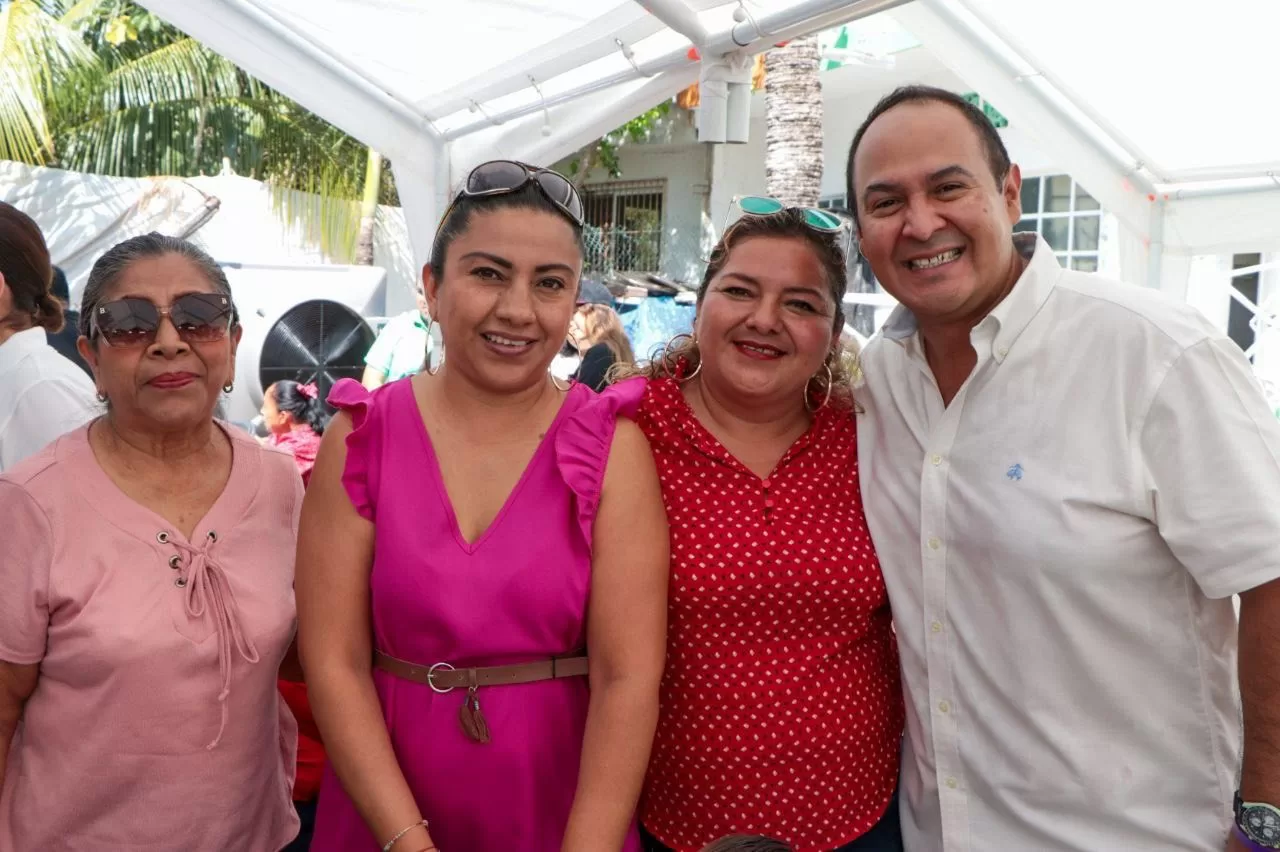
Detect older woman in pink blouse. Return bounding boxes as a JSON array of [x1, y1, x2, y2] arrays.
[[0, 233, 301, 851]]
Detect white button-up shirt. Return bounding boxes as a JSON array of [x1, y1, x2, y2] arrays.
[[0, 327, 98, 471], [858, 235, 1280, 852]]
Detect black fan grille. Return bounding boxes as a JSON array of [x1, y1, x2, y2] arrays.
[[259, 299, 375, 400]]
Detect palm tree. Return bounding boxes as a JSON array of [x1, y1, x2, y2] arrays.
[[0, 0, 388, 262], [763, 35, 823, 207]]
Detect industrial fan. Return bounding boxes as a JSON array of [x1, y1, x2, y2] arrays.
[[222, 262, 388, 424], [258, 299, 375, 400]]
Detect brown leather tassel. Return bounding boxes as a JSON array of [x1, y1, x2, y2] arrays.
[[458, 686, 491, 744]]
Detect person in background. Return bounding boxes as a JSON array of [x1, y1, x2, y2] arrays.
[[553, 278, 610, 382], [262, 377, 331, 851], [298, 160, 668, 852], [614, 207, 903, 852], [570, 300, 635, 392], [0, 202, 97, 472], [262, 379, 329, 486], [0, 233, 300, 850], [45, 266, 91, 376], [362, 282, 432, 389], [848, 84, 1280, 852]]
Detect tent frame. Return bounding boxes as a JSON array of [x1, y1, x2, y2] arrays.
[[137, 0, 1280, 291]]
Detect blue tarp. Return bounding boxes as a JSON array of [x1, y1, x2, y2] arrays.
[[618, 297, 696, 363]]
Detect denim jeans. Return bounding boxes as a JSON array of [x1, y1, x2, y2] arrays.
[[640, 793, 902, 852]]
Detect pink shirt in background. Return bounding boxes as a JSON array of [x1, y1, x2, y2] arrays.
[[0, 422, 303, 852]]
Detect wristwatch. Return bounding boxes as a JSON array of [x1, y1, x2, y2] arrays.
[[1236, 790, 1280, 848]]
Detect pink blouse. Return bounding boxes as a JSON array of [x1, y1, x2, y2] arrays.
[[0, 423, 303, 851]]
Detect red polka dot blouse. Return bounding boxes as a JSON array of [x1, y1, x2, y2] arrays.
[[635, 377, 903, 852]]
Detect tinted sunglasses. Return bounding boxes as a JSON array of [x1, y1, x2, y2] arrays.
[[92, 293, 236, 348], [735, 195, 845, 232], [707, 195, 854, 264], [437, 161, 585, 238]]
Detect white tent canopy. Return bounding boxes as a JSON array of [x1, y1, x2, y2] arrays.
[[138, 0, 1280, 296]]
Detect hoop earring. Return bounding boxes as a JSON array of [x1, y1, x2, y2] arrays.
[[95, 390, 108, 403], [805, 360, 834, 413], [550, 373, 572, 391], [659, 333, 702, 382], [425, 318, 443, 376], [222, 381, 235, 394]]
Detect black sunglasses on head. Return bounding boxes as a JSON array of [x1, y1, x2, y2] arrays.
[[92, 293, 235, 348], [435, 161, 585, 242]]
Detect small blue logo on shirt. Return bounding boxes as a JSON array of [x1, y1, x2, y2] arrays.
[[1007, 463, 1024, 481]]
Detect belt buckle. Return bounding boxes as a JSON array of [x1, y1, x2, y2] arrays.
[[426, 662, 456, 694]]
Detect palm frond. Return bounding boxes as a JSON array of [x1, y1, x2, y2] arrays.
[[92, 37, 241, 114], [0, 0, 98, 163]]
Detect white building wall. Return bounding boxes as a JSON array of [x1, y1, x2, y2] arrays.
[[554, 111, 712, 284]]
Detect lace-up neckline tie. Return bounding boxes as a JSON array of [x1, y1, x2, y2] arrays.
[[172, 532, 260, 749]]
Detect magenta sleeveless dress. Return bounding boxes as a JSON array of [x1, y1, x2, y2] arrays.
[[311, 377, 643, 852]]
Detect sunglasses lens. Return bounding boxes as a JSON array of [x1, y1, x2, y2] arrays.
[[803, 208, 844, 232], [467, 160, 531, 194], [535, 171, 584, 224], [95, 298, 158, 346], [171, 293, 232, 342], [739, 196, 785, 216]]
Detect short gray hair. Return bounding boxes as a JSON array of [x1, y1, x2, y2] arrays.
[[78, 233, 237, 340]]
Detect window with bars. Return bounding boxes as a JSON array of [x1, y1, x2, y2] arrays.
[[581, 180, 665, 274], [1016, 175, 1102, 272]]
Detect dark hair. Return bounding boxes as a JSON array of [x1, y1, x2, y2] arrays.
[[614, 208, 853, 408], [845, 85, 1012, 225], [700, 835, 792, 852], [50, 266, 70, 303], [0, 201, 63, 333], [269, 380, 331, 436], [428, 178, 585, 282], [78, 233, 238, 340]]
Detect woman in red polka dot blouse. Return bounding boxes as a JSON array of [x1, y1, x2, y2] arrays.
[[609, 208, 904, 852]]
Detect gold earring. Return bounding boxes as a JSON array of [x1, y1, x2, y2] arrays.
[[805, 361, 834, 413], [658, 333, 702, 382], [550, 373, 572, 391], [425, 318, 444, 376]]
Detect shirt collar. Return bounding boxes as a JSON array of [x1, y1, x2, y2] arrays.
[[0, 327, 50, 375], [881, 233, 1059, 364]]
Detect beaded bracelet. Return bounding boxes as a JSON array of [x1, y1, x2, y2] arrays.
[[382, 819, 430, 852]]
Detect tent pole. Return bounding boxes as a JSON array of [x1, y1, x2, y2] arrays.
[[442, 0, 909, 140], [1146, 197, 1165, 291], [634, 0, 708, 46]]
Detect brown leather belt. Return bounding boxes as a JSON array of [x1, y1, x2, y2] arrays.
[[373, 649, 588, 693]]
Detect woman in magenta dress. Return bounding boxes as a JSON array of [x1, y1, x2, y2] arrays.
[[297, 161, 668, 852]]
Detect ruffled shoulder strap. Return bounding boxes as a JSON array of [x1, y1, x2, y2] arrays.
[[325, 378, 386, 521], [554, 377, 649, 550]]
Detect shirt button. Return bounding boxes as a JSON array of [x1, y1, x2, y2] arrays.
[[946, 777, 959, 790], [930, 454, 942, 465], [762, 478, 772, 489], [938, 700, 951, 714], [764, 498, 775, 509], [930, 620, 943, 633], [928, 537, 941, 550], [997, 346, 1009, 357]]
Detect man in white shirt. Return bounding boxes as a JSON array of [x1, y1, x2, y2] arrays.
[[846, 85, 1280, 852], [0, 325, 99, 472]]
